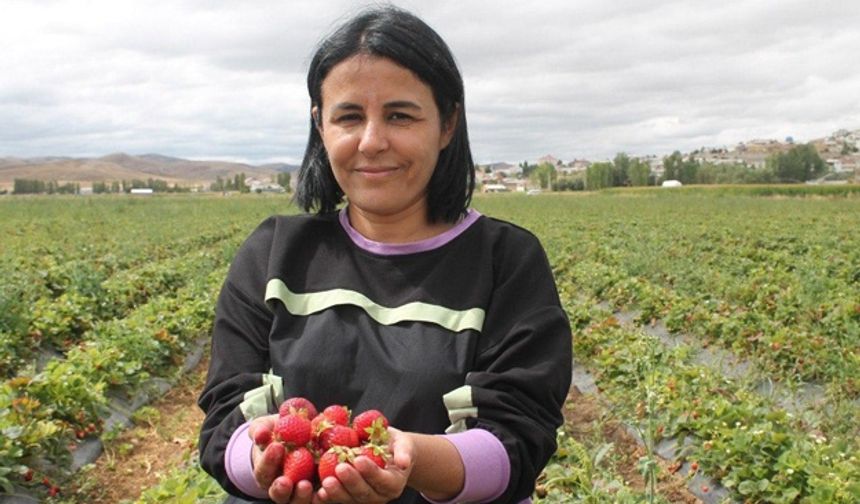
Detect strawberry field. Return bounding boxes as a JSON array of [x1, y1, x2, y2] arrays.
[[1, 188, 858, 503]]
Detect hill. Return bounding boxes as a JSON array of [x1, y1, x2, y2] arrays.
[[0, 153, 300, 190]]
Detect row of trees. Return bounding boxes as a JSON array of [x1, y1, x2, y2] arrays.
[[583, 143, 828, 190], [93, 179, 190, 193], [210, 173, 250, 193], [9, 172, 293, 196], [13, 179, 80, 194], [12, 178, 192, 195]]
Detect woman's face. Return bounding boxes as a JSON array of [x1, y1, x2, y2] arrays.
[[316, 55, 454, 222]]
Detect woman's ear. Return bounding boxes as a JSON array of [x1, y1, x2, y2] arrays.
[[311, 106, 322, 132], [439, 104, 459, 150]]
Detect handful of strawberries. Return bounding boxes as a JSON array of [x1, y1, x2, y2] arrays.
[[254, 396, 391, 487]]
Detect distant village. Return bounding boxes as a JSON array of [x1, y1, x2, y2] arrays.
[[477, 128, 860, 192]]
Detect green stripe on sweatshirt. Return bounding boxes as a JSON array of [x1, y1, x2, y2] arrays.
[[265, 278, 485, 332]]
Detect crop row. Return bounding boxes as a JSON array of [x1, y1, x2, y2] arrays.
[[555, 296, 859, 503], [0, 228, 244, 377], [471, 192, 860, 503], [475, 193, 860, 395], [0, 257, 232, 495]]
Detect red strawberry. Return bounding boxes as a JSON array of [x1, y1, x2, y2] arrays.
[[274, 414, 312, 448], [357, 444, 388, 468], [253, 425, 273, 447], [352, 410, 389, 443], [319, 425, 359, 451], [282, 447, 315, 484], [22, 468, 33, 482], [318, 447, 353, 481], [279, 397, 318, 419], [323, 405, 351, 426], [311, 413, 333, 436], [48, 486, 60, 497]]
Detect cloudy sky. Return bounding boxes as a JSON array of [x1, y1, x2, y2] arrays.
[[2, 0, 859, 165]]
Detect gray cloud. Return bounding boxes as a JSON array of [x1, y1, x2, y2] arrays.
[[1, 0, 858, 164]]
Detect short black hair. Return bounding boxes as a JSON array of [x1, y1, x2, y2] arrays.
[[295, 6, 475, 223]]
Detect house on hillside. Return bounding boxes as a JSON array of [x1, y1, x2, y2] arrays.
[[486, 162, 521, 177], [536, 155, 562, 167], [560, 159, 590, 175]]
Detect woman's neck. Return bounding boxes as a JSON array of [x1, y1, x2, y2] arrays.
[[346, 204, 453, 244]]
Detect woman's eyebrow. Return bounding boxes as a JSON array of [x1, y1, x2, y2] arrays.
[[330, 100, 422, 111], [384, 100, 421, 110], [332, 102, 363, 111]]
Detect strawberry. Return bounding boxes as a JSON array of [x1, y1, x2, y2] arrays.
[[279, 397, 318, 419], [319, 424, 359, 451], [48, 486, 60, 497], [22, 468, 33, 482], [356, 444, 388, 468], [322, 405, 351, 426], [274, 414, 312, 448], [318, 447, 353, 481], [282, 447, 315, 484], [352, 409, 389, 443], [311, 413, 333, 436]]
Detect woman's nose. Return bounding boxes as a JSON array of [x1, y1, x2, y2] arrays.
[[358, 120, 389, 157]]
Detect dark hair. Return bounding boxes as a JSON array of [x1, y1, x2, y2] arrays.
[[295, 6, 475, 223]]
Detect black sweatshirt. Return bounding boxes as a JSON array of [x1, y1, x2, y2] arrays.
[[198, 210, 572, 503]]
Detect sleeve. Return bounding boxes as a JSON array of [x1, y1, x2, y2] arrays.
[[445, 228, 571, 502], [197, 217, 283, 500]]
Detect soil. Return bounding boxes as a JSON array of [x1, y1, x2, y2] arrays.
[[563, 388, 701, 503], [73, 354, 210, 503]]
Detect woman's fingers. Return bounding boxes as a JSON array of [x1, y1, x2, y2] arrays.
[[317, 458, 408, 503], [268, 476, 294, 504], [254, 442, 285, 489]]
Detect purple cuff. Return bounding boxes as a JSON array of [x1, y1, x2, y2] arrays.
[[225, 421, 269, 499], [422, 428, 511, 504]]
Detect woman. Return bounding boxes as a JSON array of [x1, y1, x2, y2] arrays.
[[198, 6, 571, 504]]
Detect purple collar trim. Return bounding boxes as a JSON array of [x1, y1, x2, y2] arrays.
[[338, 207, 481, 256]]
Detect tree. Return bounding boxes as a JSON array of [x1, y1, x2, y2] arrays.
[[679, 156, 699, 184], [277, 172, 292, 193], [521, 162, 538, 179], [612, 153, 631, 186], [528, 162, 556, 189], [586, 162, 613, 190], [768, 143, 826, 182], [662, 151, 683, 182], [628, 158, 651, 186]]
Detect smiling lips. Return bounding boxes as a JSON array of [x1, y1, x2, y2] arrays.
[[355, 166, 400, 177]]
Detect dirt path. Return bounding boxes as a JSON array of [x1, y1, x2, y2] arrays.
[[73, 354, 209, 503], [562, 388, 701, 503]]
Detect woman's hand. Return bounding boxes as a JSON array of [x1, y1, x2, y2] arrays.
[[316, 427, 415, 503], [248, 415, 316, 504]]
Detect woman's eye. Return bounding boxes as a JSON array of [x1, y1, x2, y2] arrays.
[[389, 112, 414, 122], [334, 114, 362, 123]]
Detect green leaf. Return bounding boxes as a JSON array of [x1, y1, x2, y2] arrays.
[[738, 480, 757, 495], [781, 488, 800, 501]]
